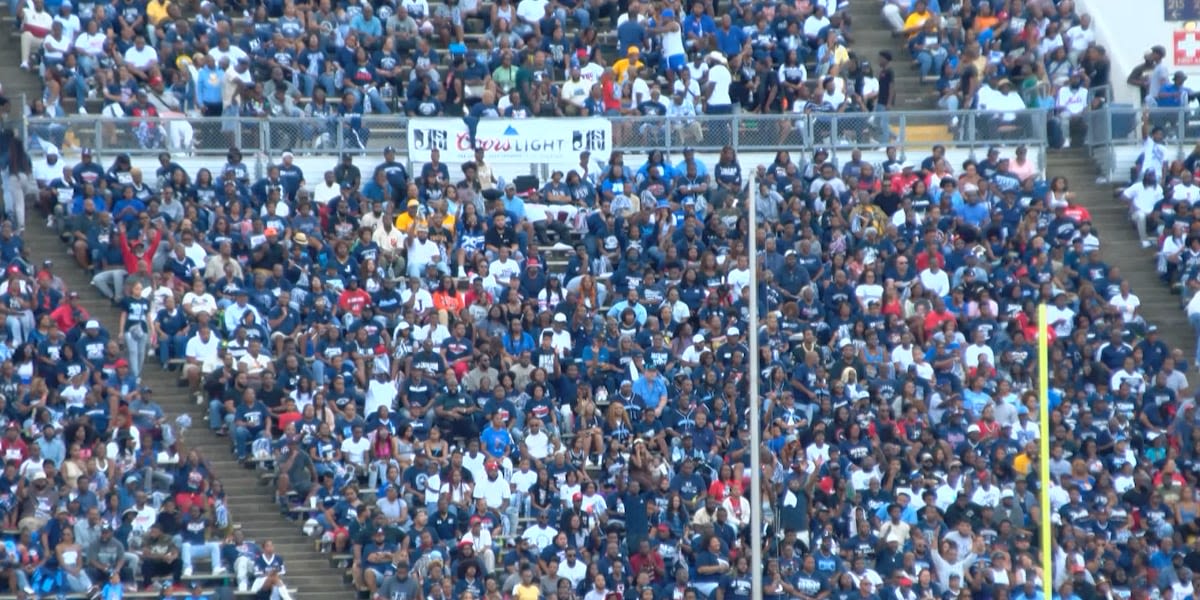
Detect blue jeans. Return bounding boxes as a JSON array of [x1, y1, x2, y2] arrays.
[[317, 73, 341, 97], [299, 73, 317, 97], [349, 87, 391, 114], [233, 426, 253, 459], [209, 399, 233, 432], [875, 103, 891, 143], [158, 332, 188, 366], [553, 6, 590, 28], [917, 48, 946, 77]]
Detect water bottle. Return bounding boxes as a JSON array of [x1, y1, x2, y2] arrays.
[[215, 499, 229, 529], [381, 82, 394, 102]]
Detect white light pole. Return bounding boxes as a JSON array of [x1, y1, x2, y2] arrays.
[[746, 170, 763, 600]]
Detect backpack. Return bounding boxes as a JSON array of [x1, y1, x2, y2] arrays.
[[30, 565, 63, 596]]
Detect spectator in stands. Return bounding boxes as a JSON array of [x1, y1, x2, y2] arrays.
[[140, 522, 182, 588]]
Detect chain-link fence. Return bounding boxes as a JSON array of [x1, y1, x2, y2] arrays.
[[23, 110, 1047, 159], [1083, 105, 1200, 181]]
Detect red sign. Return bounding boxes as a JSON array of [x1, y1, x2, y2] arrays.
[[1175, 30, 1200, 66]]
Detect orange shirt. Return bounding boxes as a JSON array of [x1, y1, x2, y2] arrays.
[[433, 290, 466, 314]]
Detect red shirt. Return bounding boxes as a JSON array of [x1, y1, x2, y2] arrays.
[[0, 437, 28, 463], [923, 308, 955, 335], [337, 288, 371, 313], [1063, 205, 1092, 222], [49, 303, 88, 332]]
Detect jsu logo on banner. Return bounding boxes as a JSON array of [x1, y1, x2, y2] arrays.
[[412, 129, 448, 151], [573, 130, 606, 152]]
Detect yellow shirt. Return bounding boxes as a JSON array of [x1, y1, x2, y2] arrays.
[[514, 583, 541, 600], [903, 10, 932, 37], [395, 211, 421, 231], [146, 0, 171, 25], [1012, 452, 1033, 476], [613, 57, 643, 84]]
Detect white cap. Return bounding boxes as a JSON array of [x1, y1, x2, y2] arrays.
[[692, 334, 705, 343], [726, 326, 740, 337], [85, 320, 100, 329], [31, 471, 46, 481], [553, 313, 567, 323], [967, 424, 981, 434], [1000, 489, 1015, 499]]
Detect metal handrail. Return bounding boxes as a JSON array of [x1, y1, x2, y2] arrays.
[[21, 109, 1050, 166]]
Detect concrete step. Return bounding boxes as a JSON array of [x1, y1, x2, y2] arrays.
[[843, 1, 936, 110], [21, 210, 351, 600], [1049, 148, 1197, 362]]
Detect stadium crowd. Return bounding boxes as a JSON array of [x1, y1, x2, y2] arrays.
[[11, 0, 1114, 152], [13, 128, 1186, 600], [6, 1, 1200, 600]]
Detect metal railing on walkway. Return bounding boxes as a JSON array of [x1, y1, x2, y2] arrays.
[[22, 108, 1049, 168], [1085, 104, 1200, 181]]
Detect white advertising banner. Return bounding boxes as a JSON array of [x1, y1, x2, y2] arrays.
[[406, 118, 612, 165]]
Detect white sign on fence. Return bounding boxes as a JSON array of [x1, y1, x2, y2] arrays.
[[406, 118, 613, 164]]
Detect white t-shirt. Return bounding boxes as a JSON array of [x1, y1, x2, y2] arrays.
[[490, 258, 520, 282], [1122, 182, 1163, 214], [1055, 86, 1088, 116], [1173, 182, 1200, 205], [74, 31, 105, 57], [516, 0, 546, 24], [185, 333, 221, 364], [123, 45, 158, 70], [340, 436, 370, 466], [510, 468, 537, 493], [707, 64, 732, 106], [1109, 293, 1141, 322], [1065, 24, 1094, 53], [964, 343, 995, 369], [630, 77, 651, 107], [408, 237, 441, 268], [1138, 137, 1168, 179], [237, 352, 272, 375], [182, 292, 217, 316], [42, 33, 71, 60], [364, 379, 398, 416], [523, 429, 553, 460], [473, 475, 512, 509], [54, 14, 79, 39], [521, 524, 558, 550], [209, 45, 249, 66], [725, 267, 750, 292], [918, 268, 950, 297]]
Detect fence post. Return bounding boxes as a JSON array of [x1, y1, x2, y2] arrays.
[[731, 112, 739, 150], [1036, 110, 1047, 174], [966, 112, 977, 161], [233, 114, 243, 151], [829, 115, 840, 167], [96, 119, 105, 157], [1177, 107, 1188, 162], [664, 113, 673, 155], [261, 119, 271, 159]]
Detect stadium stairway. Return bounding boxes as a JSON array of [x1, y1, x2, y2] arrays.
[[847, 0, 933, 110], [0, 21, 45, 122], [23, 222, 351, 598], [1048, 148, 1198, 364]]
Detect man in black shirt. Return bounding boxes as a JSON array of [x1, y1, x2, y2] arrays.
[[484, 213, 518, 256]]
